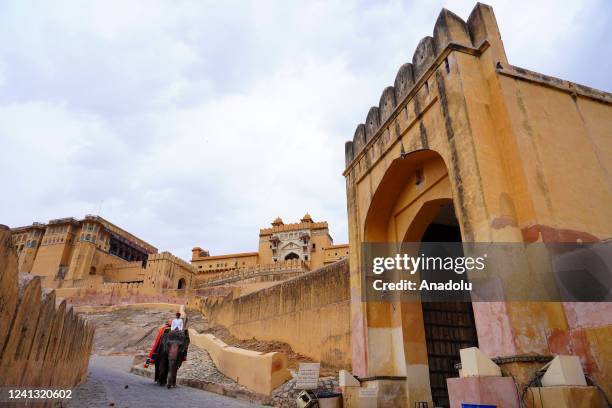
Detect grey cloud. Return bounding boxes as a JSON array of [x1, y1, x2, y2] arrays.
[[1, 0, 610, 260]]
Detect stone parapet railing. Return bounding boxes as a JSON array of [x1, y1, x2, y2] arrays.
[[197, 259, 309, 287]]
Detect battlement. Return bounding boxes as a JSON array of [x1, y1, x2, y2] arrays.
[[148, 251, 195, 272], [197, 259, 309, 287], [259, 220, 329, 236], [344, 2, 505, 168]]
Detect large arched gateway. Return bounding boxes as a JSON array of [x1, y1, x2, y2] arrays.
[[343, 3, 612, 407], [361, 150, 480, 405]]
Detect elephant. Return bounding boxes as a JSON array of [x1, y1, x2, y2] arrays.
[[155, 329, 190, 388]]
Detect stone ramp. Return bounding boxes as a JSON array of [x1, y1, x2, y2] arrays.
[[130, 344, 274, 405], [130, 344, 340, 407]]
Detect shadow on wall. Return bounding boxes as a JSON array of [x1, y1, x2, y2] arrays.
[[0, 225, 94, 394]]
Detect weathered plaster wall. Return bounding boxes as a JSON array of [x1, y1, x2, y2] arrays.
[[146, 252, 195, 290], [0, 225, 94, 394], [54, 285, 189, 307], [341, 2, 612, 404], [201, 259, 351, 369], [103, 260, 146, 282], [189, 330, 292, 395]]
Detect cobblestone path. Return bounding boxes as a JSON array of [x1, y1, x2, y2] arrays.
[[64, 355, 262, 408]]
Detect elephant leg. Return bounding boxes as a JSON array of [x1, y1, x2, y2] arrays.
[[158, 353, 168, 386]]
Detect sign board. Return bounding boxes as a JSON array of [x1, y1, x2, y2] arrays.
[[295, 362, 320, 390], [359, 386, 378, 398]]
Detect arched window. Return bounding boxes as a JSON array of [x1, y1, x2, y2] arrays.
[[177, 278, 186, 290], [284, 252, 299, 261]]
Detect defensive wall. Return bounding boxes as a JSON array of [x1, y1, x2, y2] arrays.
[[341, 3, 612, 405], [196, 259, 309, 287], [188, 330, 292, 395], [0, 225, 94, 397], [199, 259, 351, 369], [54, 285, 191, 307]]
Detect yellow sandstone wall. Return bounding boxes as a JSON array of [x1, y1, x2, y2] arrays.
[[0, 225, 94, 394], [201, 259, 351, 369], [147, 252, 195, 290], [103, 260, 147, 282], [188, 330, 292, 395], [341, 3, 612, 404], [192, 250, 259, 275], [323, 244, 349, 264], [54, 285, 190, 307]]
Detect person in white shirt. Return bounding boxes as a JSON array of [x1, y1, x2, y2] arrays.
[[171, 312, 184, 331]]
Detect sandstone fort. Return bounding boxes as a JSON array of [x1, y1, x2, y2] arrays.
[[1, 3, 610, 407]]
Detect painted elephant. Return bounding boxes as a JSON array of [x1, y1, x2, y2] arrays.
[[155, 329, 190, 388]]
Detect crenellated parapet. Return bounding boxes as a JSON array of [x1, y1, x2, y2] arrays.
[[344, 3, 504, 169], [149, 251, 196, 273]]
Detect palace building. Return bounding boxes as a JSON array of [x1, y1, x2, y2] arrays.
[[191, 213, 348, 276], [11, 214, 195, 291]]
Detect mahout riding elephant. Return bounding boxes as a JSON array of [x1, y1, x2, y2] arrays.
[[155, 329, 190, 388]]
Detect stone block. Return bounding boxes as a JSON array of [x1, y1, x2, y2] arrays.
[[524, 386, 606, 408], [447, 376, 520, 408], [459, 347, 502, 377], [541, 355, 586, 386], [339, 370, 360, 387]]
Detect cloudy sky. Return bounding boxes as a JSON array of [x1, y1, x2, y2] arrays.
[[1, 0, 610, 260]]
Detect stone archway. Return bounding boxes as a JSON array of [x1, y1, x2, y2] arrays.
[[342, 3, 612, 404], [177, 278, 186, 290], [284, 252, 299, 261], [415, 201, 478, 407], [361, 150, 476, 405]]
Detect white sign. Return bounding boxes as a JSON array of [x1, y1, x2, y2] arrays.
[[295, 362, 320, 390], [359, 387, 378, 398]]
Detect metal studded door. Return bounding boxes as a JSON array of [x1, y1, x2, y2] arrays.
[[422, 301, 478, 408]]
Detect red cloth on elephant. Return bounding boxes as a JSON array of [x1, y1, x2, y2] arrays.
[[147, 325, 169, 364]]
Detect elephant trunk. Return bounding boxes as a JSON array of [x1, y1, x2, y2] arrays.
[[167, 344, 180, 388]]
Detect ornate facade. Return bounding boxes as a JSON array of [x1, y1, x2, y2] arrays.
[[191, 213, 348, 276]]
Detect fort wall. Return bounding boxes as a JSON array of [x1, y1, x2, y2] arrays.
[[0, 225, 94, 395], [195, 259, 309, 287], [341, 2, 612, 403], [188, 330, 292, 395], [200, 259, 351, 369], [54, 286, 189, 307]]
